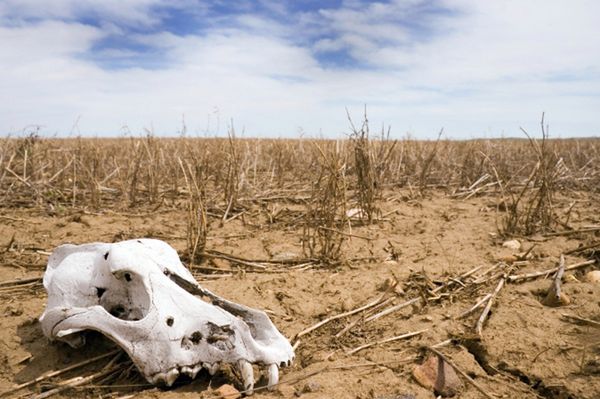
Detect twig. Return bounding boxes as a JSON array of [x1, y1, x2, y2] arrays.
[[346, 329, 427, 355], [427, 347, 496, 399], [365, 264, 485, 323], [543, 226, 600, 237], [317, 226, 372, 241], [0, 349, 121, 397], [335, 297, 394, 337], [364, 297, 420, 322], [201, 251, 267, 269], [0, 276, 42, 288], [32, 367, 120, 399], [476, 277, 505, 336], [295, 292, 388, 340], [457, 294, 492, 319], [546, 254, 565, 303], [507, 259, 596, 282], [561, 313, 600, 329], [565, 241, 600, 255]]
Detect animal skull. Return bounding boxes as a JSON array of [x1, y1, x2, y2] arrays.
[[39, 239, 294, 392]]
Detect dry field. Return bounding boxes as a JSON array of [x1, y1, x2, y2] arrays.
[[0, 129, 599, 399]]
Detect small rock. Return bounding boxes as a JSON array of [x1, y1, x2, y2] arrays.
[[583, 270, 600, 283], [502, 239, 521, 250], [542, 291, 571, 307], [214, 384, 241, 399], [346, 208, 365, 219], [413, 355, 463, 397], [301, 381, 321, 393], [4, 304, 23, 316]]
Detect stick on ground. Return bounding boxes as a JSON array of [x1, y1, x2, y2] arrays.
[[346, 329, 428, 355], [295, 292, 387, 340], [507, 259, 596, 282], [476, 277, 505, 336], [0, 349, 121, 397]]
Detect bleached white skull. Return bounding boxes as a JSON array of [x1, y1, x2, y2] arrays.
[[39, 239, 294, 392]]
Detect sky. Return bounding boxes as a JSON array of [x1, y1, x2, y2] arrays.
[[0, 0, 599, 139]]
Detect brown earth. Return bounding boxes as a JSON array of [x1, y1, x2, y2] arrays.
[[1, 189, 599, 399]]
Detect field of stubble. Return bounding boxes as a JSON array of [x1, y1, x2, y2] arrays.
[[0, 134, 599, 399]]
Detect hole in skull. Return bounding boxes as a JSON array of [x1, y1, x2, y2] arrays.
[[103, 251, 109, 260], [166, 317, 174, 327], [110, 305, 126, 318], [190, 331, 203, 344], [206, 322, 235, 350], [99, 270, 150, 321]]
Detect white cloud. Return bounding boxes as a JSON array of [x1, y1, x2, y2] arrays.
[[0, 1, 599, 138]]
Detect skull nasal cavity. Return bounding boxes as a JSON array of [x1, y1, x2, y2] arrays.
[[166, 317, 174, 327]]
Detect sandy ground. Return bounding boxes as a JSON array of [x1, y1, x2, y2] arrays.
[[1, 189, 599, 399]]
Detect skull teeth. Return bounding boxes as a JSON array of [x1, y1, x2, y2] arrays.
[[165, 368, 180, 387], [150, 368, 179, 387], [237, 359, 254, 395], [192, 364, 203, 378], [203, 362, 219, 376], [266, 363, 279, 391], [181, 366, 193, 377]]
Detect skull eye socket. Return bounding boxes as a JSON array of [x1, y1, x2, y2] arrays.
[[124, 273, 132, 282], [166, 317, 174, 327]]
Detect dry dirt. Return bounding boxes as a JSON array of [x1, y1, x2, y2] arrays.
[[1, 190, 599, 399]]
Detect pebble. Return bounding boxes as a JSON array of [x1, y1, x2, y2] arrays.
[[583, 270, 600, 283], [542, 292, 571, 307], [214, 384, 241, 399], [413, 355, 463, 397], [502, 239, 521, 250]]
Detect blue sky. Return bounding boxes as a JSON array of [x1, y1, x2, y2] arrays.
[[0, 0, 599, 138]]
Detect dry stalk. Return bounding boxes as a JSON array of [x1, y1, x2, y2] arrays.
[[500, 113, 561, 236], [222, 125, 241, 222], [178, 157, 208, 266], [302, 142, 348, 265], [418, 129, 443, 196], [348, 110, 380, 222]]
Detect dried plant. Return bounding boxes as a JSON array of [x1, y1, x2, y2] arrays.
[[418, 129, 444, 196], [498, 114, 562, 235], [303, 142, 348, 265], [349, 112, 381, 223], [0, 122, 597, 214], [179, 157, 208, 266]]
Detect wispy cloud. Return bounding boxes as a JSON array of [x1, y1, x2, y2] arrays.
[[0, 0, 598, 138]]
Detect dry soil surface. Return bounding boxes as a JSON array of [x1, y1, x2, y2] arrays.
[[1, 190, 599, 399]]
